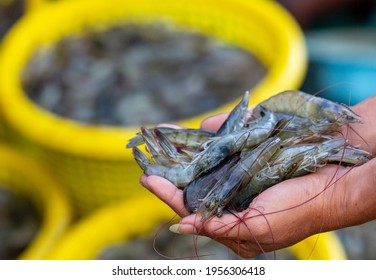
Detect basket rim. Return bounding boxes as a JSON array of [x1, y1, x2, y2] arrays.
[[45, 194, 174, 259], [0, 144, 72, 259], [0, 0, 307, 159]]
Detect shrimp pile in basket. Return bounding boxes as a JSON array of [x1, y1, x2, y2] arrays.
[[127, 90, 374, 220]]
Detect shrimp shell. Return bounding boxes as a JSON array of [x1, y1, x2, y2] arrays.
[[232, 150, 304, 212], [215, 91, 250, 136], [253, 90, 362, 125], [197, 137, 281, 219], [193, 108, 278, 178], [326, 145, 375, 166], [183, 155, 240, 213], [127, 127, 215, 149], [132, 147, 194, 188]]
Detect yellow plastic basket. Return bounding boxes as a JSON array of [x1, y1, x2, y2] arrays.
[[0, 118, 5, 140], [0, 0, 307, 215], [45, 194, 176, 259], [24, 0, 46, 10], [0, 143, 72, 259], [45, 195, 346, 260]]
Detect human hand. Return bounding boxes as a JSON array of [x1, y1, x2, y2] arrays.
[[140, 96, 376, 258]]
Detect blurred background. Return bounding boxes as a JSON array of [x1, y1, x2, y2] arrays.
[[0, 0, 375, 260], [281, 0, 376, 105]]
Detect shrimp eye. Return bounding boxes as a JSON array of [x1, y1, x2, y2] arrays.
[[259, 105, 267, 117]]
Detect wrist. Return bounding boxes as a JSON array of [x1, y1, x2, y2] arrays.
[[312, 160, 376, 233], [342, 159, 376, 224]]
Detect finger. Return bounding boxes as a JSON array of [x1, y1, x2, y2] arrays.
[[141, 175, 190, 217], [169, 220, 265, 259], [172, 210, 265, 239], [169, 214, 277, 259], [200, 113, 229, 130]]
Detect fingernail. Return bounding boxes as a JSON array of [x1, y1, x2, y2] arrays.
[[169, 224, 181, 234]]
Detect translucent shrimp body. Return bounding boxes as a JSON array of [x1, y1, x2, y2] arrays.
[[215, 91, 251, 137], [232, 149, 305, 212], [254, 90, 362, 125], [132, 146, 195, 188], [127, 127, 215, 150], [183, 155, 240, 213], [326, 146, 374, 165], [197, 137, 281, 219], [193, 109, 278, 177]]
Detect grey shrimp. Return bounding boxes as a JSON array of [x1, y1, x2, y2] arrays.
[[197, 137, 281, 219], [193, 108, 278, 177], [132, 147, 195, 188], [253, 90, 362, 126]]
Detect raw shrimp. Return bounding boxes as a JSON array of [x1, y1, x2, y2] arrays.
[[215, 91, 251, 136], [326, 145, 375, 166], [132, 147, 195, 188], [231, 148, 305, 212], [138, 126, 174, 166], [153, 128, 193, 164], [127, 127, 215, 150], [275, 114, 336, 146], [183, 155, 240, 213], [192, 108, 278, 177], [253, 90, 362, 126], [197, 137, 281, 219], [292, 138, 348, 177]]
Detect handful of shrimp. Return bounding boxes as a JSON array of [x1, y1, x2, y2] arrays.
[[127, 90, 374, 220]]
